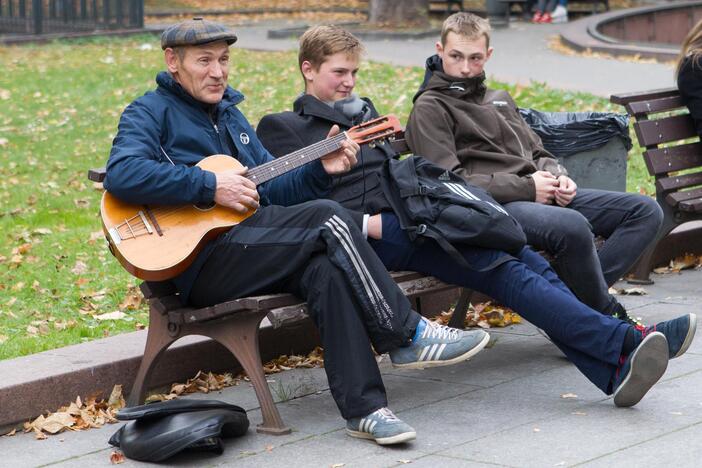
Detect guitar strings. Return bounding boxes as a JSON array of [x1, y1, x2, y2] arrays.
[[116, 124, 388, 237], [247, 133, 346, 182]]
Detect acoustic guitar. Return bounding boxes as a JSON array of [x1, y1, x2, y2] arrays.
[[101, 115, 402, 281]]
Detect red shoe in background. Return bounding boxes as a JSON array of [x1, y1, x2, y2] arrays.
[[532, 11, 543, 23], [539, 12, 552, 23]]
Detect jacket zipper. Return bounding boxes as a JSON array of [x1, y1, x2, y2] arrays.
[[208, 113, 225, 154], [504, 119, 526, 158]]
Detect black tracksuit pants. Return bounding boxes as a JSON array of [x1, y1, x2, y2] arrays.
[[190, 199, 420, 419]]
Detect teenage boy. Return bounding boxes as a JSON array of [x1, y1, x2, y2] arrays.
[[256, 24, 697, 441], [405, 12, 663, 325]]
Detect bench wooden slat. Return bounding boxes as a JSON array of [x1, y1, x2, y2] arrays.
[[390, 138, 410, 155], [611, 87, 680, 106], [634, 114, 697, 147], [626, 95, 685, 117], [680, 198, 702, 212], [644, 142, 702, 176], [152, 295, 184, 315], [397, 276, 451, 298], [656, 171, 702, 194], [88, 167, 106, 183], [665, 187, 702, 207], [266, 302, 309, 329], [390, 270, 424, 282], [140, 281, 178, 299]]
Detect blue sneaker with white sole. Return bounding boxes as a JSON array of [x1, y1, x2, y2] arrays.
[[636, 313, 697, 359], [613, 331, 668, 407], [389, 318, 489, 369], [346, 408, 416, 445]]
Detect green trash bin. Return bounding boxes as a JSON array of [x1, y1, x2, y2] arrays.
[[519, 109, 633, 192]]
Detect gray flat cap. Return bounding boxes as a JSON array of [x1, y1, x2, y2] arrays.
[[161, 17, 237, 50]]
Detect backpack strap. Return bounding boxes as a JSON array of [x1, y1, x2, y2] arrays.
[[420, 224, 510, 272]]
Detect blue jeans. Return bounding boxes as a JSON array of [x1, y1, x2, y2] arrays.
[[503, 189, 663, 314], [369, 213, 631, 393]]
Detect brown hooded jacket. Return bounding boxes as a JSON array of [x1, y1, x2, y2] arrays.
[[406, 69, 566, 204]]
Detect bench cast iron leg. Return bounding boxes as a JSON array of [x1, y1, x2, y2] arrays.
[[449, 288, 474, 329], [206, 310, 292, 435], [129, 306, 290, 435], [128, 305, 178, 407], [627, 206, 679, 285]]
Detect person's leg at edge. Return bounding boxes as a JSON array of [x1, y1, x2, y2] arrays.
[[371, 213, 689, 402]]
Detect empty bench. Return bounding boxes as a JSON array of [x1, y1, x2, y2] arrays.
[[611, 87, 702, 283]]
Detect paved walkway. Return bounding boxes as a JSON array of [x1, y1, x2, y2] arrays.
[[229, 20, 676, 97], [1, 269, 700, 467]]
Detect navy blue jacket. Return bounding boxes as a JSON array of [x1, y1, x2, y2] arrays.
[[104, 72, 333, 299], [105, 71, 331, 207]]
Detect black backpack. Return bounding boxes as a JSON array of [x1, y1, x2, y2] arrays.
[[379, 156, 526, 270]]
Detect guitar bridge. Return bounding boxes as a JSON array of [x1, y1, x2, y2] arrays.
[[109, 211, 154, 245]]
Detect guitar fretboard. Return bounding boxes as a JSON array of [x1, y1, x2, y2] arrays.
[[246, 132, 348, 184]]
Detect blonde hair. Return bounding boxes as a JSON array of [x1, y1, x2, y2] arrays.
[[298, 25, 364, 73], [441, 12, 491, 48], [677, 18, 702, 78]]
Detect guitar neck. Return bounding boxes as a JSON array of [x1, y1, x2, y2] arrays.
[[246, 132, 347, 185]]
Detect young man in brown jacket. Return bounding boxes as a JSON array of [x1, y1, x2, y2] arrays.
[[405, 12, 663, 324]]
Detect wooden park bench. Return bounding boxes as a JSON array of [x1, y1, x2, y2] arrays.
[[87, 149, 470, 436], [611, 87, 702, 283]]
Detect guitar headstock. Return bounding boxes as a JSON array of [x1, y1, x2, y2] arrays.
[[347, 115, 403, 146]]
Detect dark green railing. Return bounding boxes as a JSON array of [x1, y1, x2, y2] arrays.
[[0, 0, 143, 35]]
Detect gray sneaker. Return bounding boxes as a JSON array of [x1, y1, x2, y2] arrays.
[[346, 408, 416, 445], [389, 318, 489, 369]]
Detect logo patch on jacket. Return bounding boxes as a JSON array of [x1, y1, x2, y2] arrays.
[[239, 133, 250, 144], [438, 170, 452, 181], [492, 100, 508, 107]]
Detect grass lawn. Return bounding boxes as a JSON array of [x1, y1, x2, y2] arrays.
[[0, 35, 653, 361]]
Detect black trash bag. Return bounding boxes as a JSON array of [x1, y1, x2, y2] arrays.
[[109, 399, 249, 462], [519, 108, 632, 158]]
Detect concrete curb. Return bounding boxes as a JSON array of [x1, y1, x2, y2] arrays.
[[0, 318, 320, 432]]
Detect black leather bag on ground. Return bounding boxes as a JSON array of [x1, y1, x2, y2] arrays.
[[379, 156, 526, 270], [108, 399, 249, 462]]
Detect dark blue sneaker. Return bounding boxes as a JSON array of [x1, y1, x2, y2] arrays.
[[613, 331, 668, 407], [636, 313, 697, 359], [346, 408, 416, 445]]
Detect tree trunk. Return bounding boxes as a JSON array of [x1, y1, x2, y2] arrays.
[[368, 0, 430, 28]]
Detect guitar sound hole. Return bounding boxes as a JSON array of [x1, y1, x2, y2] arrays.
[[194, 201, 216, 211]]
